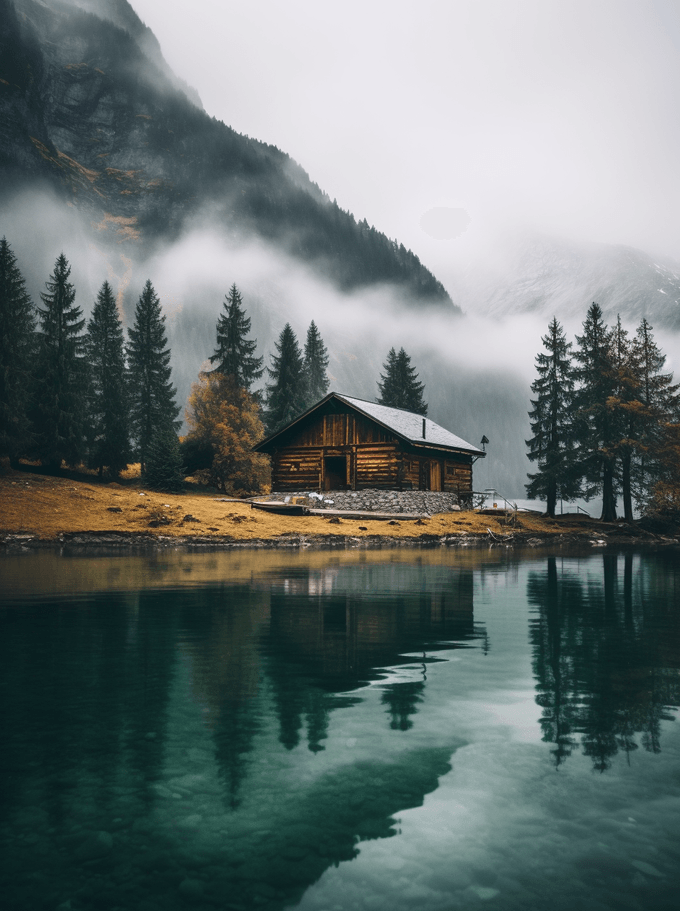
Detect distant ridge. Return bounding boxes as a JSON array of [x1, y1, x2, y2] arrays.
[[451, 232, 680, 330]]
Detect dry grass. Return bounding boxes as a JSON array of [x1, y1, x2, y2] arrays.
[[0, 467, 601, 542]]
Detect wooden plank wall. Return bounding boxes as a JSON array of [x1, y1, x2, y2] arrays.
[[443, 460, 472, 493], [272, 450, 322, 490], [291, 413, 392, 448], [355, 444, 400, 488], [269, 410, 474, 491]]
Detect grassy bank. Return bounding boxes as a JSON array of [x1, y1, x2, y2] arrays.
[[0, 466, 662, 548]]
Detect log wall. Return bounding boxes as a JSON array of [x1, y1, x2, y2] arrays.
[[268, 409, 475, 492]]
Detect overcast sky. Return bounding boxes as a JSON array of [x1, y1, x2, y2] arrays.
[[132, 0, 680, 283]]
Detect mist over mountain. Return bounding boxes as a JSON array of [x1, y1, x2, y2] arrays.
[[450, 231, 680, 331], [0, 0, 453, 309]]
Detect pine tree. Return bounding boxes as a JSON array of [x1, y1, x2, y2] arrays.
[[86, 281, 130, 477], [0, 237, 35, 463], [127, 280, 180, 474], [302, 320, 329, 407], [144, 425, 185, 492], [573, 303, 618, 522], [630, 318, 680, 508], [377, 347, 428, 415], [526, 318, 580, 517], [607, 316, 642, 522], [32, 253, 87, 470], [209, 283, 263, 391], [264, 324, 307, 434]]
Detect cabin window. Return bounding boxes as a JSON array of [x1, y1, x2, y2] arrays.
[[446, 463, 457, 477]]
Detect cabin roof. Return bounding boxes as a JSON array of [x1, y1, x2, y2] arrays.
[[255, 391, 486, 457]]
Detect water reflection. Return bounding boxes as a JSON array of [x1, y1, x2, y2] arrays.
[[2, 549, 680, 911], [0, 560, 481, 911], [528, 553, 680, 771]]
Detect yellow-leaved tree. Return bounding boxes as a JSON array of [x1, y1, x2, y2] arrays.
[[183, 372, 270, 495], [646, 421, 680, 528]]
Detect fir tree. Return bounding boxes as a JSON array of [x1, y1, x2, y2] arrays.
[[377, 347, 428, 415], [86, 281, 130, 477], [302, 320, 329, 407], [144, 425, 185, 492], [573, 303, 618, 522], [630, 318, 680, 508], [32, 253, 87, 470], [209, 283, 263, 391], [526, 318, 580, 517], [264, 324, 307, 434], [0, 237, 35, 463], [607, 316, 641, 522], [127, 280, 180, 473]]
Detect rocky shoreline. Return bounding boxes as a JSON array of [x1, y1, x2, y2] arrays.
[[2, 526, 678, 553]]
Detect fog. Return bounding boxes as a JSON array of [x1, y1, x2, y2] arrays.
[[133, 0, 680, 285]]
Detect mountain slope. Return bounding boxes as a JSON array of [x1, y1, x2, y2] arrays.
[[452, 232, 680, 330], [0, 0, 455, 309]]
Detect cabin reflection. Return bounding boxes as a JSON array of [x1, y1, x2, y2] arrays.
[[263, 564, 478, 689]]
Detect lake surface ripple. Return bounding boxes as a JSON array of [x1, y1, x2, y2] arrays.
[[1, 548, 679, 911]]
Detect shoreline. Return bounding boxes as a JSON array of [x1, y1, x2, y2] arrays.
[[2, 469, 678, 554], [2, 527, 678, 553]]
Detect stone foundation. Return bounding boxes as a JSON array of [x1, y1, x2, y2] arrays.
[[268, 489, 463, 515]]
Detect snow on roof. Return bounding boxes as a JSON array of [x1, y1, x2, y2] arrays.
[[335, 394, 484, 455]]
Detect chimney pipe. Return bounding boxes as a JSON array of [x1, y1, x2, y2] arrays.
[[422, 418, 426, 439]]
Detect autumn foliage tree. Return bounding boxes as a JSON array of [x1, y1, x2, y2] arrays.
[[645, 421, 680, 527], [184, 372, 270, 494]]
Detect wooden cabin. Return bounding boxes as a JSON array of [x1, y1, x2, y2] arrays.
[[254, 392, 485, 493]]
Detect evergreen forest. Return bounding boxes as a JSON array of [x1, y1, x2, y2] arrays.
[[526, 305, 680, 523], [3, 235, 680, 524]]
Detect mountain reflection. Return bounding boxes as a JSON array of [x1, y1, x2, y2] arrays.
[[528, 553, 680, 771]]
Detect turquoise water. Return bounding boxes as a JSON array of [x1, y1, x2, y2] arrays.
[[0, 548, 679, 911]]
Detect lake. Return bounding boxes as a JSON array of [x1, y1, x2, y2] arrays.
[[1, 547, 679, 911]]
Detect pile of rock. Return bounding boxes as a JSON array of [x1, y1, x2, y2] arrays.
[[268, 489, 462, 515]]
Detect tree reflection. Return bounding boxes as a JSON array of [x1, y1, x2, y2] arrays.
[[265, 567, 481, 748], [382, 680, 426, 730], [528, 553, 680, 771], [0, 589, 179, 823]]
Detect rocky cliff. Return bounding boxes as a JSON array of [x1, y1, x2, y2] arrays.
[[0, 0, 455, 309]]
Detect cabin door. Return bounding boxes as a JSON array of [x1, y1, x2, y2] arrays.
[[429, 460, 442, 491], [324, 456, 347, 490]]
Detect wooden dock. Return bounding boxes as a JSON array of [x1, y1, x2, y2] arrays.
[[250, 501, 427, 521]]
